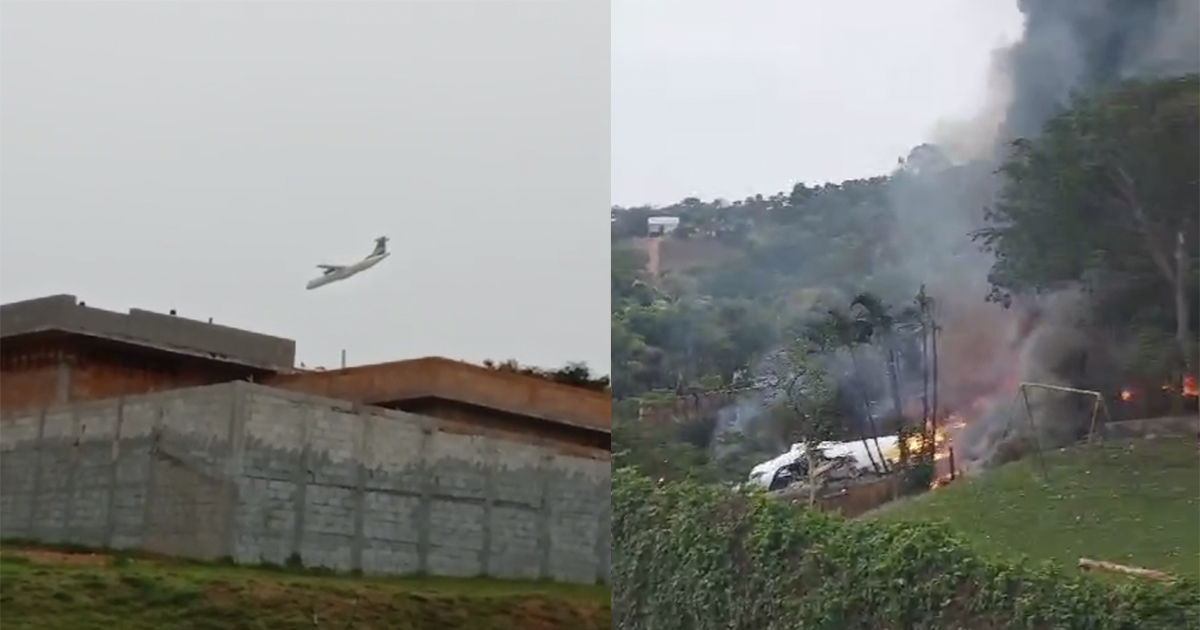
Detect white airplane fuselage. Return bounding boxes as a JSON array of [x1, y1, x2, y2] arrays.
[[305, 252, 390, 290], [746, 436, 901, 490]]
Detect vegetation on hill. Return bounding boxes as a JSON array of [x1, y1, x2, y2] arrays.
[[871, 438, 1200, 581], [0, 546, 610, 630]]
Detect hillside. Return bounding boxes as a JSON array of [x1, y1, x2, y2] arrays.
[[611, 74, 1199, 490], [870, 438, 1200, 581], [0, 546, 610, 630], [628, 236, 740, 279]]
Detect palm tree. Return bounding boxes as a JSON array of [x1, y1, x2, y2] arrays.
[[891, 288, 942, 463], [899, 285, 940, 457], [808, 307, 890, 473]]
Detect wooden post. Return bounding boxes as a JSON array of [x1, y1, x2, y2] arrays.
[[1078, 558, 1175, 582]]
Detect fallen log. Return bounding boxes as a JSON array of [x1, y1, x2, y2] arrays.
[[1078, 558, 1175, 582]]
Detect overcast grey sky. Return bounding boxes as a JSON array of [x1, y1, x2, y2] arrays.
[[612, 0, 1024, 206], [1, 1, 610, 373]]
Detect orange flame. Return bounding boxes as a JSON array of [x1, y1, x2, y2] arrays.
[[905, 428, 948, 460], [905, 415, 967, 466], [921, 415, 969, 489], [1162, 375, 1197, 398]]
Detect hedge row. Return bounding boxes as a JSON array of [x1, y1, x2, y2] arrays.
[[611, 467, 1199, 630]]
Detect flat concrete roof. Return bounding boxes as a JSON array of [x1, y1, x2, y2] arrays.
[[0, 294, 296, 370]]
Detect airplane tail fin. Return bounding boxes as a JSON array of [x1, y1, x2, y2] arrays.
[[370, 236, 389, 257]]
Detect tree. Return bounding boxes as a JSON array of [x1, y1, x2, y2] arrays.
[[612, 401, 713, 483], [907, 284, 940, 459], [760, 333, 838, 507], [975, 74, 1199, 401], [806, 307, 889, 473]]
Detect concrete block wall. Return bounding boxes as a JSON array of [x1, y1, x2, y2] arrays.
[[0, 385, 237, 557], [0, 382, 609, 583]]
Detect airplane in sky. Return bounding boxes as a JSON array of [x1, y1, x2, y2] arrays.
[[306, 236, 391, 290]]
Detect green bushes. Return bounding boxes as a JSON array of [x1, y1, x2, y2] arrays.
[[612, 467, 1199, 630], [480, 358, 610, 392], [899, 457, 935, 496]]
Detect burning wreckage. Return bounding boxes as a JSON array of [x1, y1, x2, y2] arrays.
[[745, 422, 961, 494], [746, 438, 900, 492], [737, 293, 1197, 497]]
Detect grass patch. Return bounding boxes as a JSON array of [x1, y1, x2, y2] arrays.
[[871, 438, 1200, 580], [0, 547, 609, 630]]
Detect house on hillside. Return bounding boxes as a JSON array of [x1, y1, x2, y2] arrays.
[[647, 216, 680, 236]]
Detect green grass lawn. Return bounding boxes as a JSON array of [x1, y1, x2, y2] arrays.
[[871, 438, 1200, 581], [0, 547, 610, 630]]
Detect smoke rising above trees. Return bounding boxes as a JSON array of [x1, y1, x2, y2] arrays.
[[612, 0, 1198, 481]]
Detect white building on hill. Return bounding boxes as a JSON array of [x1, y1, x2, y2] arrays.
[[647, 216, 680, 236]]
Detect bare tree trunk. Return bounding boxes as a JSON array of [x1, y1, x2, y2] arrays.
[[1172, 230, 1189, 414], [887, 349, 908, 462], [859, 426, 882, 474], [848, 350, 889, 473], [1174, 230, 1188, 354], [864, 407, 890, 473], [916, 287, 931, 434], [1114, 168, 1192, 406], [931, 322, 940, 438], [806, 442, 819, 508], [1109, 167, 1192, 408], [859, 393, 890, 473], [920, 320, 931, 447]]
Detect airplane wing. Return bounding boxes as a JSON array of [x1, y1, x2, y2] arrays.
[[317, 264, 344, 275]]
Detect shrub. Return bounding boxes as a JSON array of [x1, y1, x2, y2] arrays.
[[612, 467, 1199, 630], [900, 458, 935, 496], [481, 358, 610, 392]]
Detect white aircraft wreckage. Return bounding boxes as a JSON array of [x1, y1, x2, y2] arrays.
[[746, 436, 902, 492], [306, 237, 391, 290]]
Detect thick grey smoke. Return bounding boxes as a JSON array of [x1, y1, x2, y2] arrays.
[[889, 0, 1200, 468], [1001, 0, 1200, 140], [895, 0, 1200, 287]]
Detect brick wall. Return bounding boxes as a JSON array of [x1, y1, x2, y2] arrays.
[[0, 365, 57, 412], [0, 339, 251, 414], [264, 356, 610, 433], [401, 399, 608, 459]]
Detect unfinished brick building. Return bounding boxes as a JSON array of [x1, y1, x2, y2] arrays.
[[0, 294, 610, 583]]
